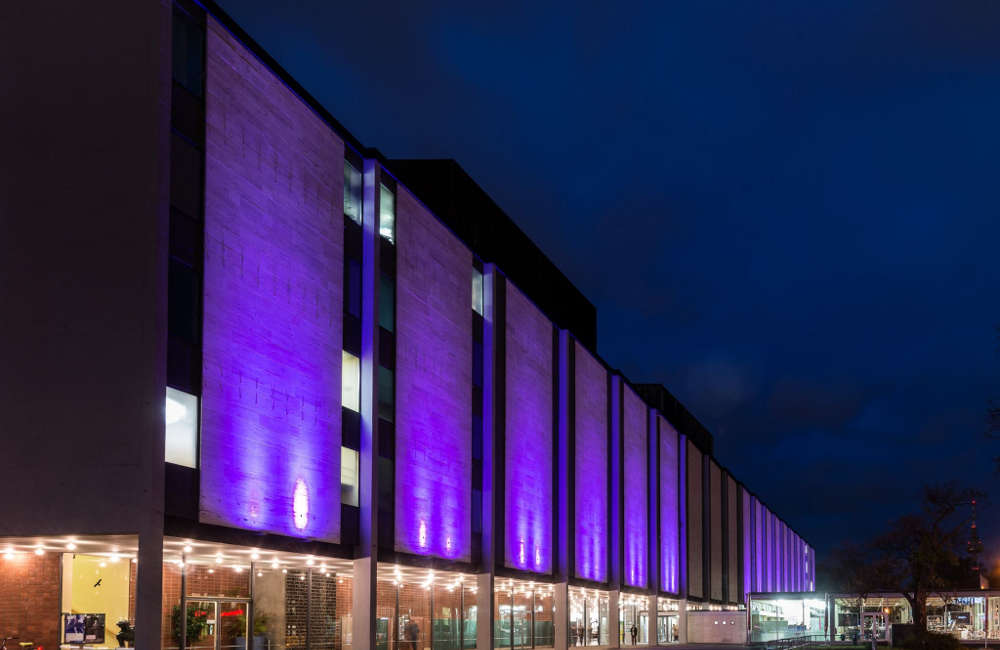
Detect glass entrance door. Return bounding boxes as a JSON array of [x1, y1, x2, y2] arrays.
[[185, 599, 248, 650], [187, 601, 218, 650], [217, 601, 248, 650]]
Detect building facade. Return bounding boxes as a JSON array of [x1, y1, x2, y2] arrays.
[[0, 1, 812, 648]]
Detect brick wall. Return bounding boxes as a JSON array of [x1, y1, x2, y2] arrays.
[[623, 385, 648, 589], [394, 186, 472, 561], [0, 553, 60, 650], [200, 16, 344, 542], [504, 283, 553, 573], [573, 342, 607, 583]]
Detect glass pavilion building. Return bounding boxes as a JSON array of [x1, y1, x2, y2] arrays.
[[0, 1, 812, 648]]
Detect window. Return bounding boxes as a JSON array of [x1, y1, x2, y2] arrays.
[[165, 387, 198, 468], [379, 184, 395, 243], [341, 446, 359, 506], [378, 366, 394, 421], [346, 258, 362, 318], [472, 267, 484, 315], [172, 8, 204, 97], [342, 351, 360, 412], [379, 272, 394, 331], [344, 161, 362, 225]]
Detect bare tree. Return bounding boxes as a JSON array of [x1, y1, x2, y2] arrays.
[[869, 484, 982, 630]]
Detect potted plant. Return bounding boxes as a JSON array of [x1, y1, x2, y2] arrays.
[[234, 612, 270, 650], [171, 603, 209, 646], [115, 619, 135, 647]]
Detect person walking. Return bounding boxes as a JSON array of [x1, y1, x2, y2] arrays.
[[630, 623, 638, 645]]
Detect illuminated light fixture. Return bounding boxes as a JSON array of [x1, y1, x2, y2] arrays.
[[110, 553, 120, 563], [418, 520, 427, 548], [176, 559, 184, 567], [299, 575, 305, 581], [216, 554, 223, 564], [282, 569, 288, 574], [65, 541, 77, 551], [234, 565, 243, 573], [250, 549, 260, 560], [34, 547, 44, 556], [271, 559, 279, 569], [183, 544, 192, 553], [208, 568, 215, 574], [99, 561, 107, 568], [131, 558, 137, 564], [306, 557, 315, 567], [257, 571, 263, 577], [165, 395, 186, 425], [320, 563, 328, 571], [338, 578, 343, 584], [293, 479, 309, 531]]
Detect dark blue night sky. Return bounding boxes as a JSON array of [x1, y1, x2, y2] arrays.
[[218, 0, 1000, 564]]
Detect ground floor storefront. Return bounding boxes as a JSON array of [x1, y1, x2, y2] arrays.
[[0, 534, 710, 650], [749, 592, 1000, 645]]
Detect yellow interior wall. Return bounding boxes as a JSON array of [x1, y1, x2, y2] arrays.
[[62, 554, 131, 647]]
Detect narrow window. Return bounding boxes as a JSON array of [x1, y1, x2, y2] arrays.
[[340, 446, 360, 506], [344, 160, 362, 224], [378, 366, 394, 422], [342, 350, 360, 412], [379, 183, 395, 243], [378, 272, 395, 332], [165, 387, 198, 468], [472, 267, 484, 315]]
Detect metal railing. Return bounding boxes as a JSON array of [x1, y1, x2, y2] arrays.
[[749, 633, 837, 650]]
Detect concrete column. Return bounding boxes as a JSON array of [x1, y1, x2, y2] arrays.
[[555, 582, 569, 650], [477, 572, 494, 650], [609, 590, 620, 647], [677, 600, 688, 644], [648, 594, 658, 646], [352, 557, 374, 650], [135, 527, 163, 650]]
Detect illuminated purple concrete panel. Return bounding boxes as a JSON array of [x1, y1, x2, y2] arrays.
[[574, 341, 608, 582], [742, 490, 752, 599], [623, 385, 648, 588], [395, 186, 473, 561], [200, 19, 343, 542], [504, 283, 553, 573], [659, 416, 680, 593], [726, 475, 739, 602], [686, 441, 703, 598], [754, 499, 764, 592], [710, 461, 723, 600]]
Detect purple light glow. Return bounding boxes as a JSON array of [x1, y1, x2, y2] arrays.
[[574, 342, 608, 582], [200, 20, 342, 543], [659, 417, 680, 593], [623, 386, 647, 588], [394, 187, 472, 562], [742, 490, 752, 600], [504, 284, 553, 573]]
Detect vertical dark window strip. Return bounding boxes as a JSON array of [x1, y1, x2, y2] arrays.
[[167, 0, 205, 396]]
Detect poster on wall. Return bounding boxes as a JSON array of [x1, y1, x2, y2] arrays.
[[64, 614, 105, 644]]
